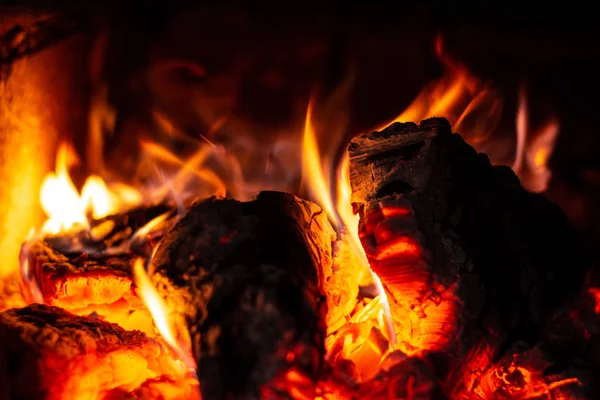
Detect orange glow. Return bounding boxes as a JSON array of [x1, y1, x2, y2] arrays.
[[374, 237, 421, 261], [478, 357, 582, 398], [589, 288, 600, 314], [132, 257, 196, 371], [39, 142, 142, 235]]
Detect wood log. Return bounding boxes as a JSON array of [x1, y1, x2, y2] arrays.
[[20, 204, 178, 335], [348, 118, 588, 392], [151, 191, 338, 399], [0, 304, 197, 400]]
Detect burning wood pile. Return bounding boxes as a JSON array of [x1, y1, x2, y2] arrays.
[[0, 115, 598, 400]]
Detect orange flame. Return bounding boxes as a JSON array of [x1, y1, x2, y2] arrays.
[[132, 257, 196, 371], [376, 36, 501, 146], [376, 35, 558, 193]]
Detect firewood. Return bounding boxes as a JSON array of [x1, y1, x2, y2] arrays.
[[0, 304, 197, 400], [151, 191, 338, 399], [21, 204, 178, 334], [348, 118, 587, 388], [23, 238, 136, 308]]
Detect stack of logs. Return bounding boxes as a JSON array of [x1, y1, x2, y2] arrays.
[[1, 118, 598, 399]]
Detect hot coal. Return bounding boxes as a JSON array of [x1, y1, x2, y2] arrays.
[[0, 304, 197, 400]]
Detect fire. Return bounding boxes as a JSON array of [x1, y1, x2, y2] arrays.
[[39, 142, 141, 235], [375, 36, 501, 144], [132, 257, 196, 371], [301, 99, 396, 373], [377, 35, 558, 193]]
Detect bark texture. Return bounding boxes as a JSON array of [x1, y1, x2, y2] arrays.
[[152, 191, 336, 399]]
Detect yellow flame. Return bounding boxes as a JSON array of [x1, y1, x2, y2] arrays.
[[39, 142, 142, 235], [132, 257, 196, 370], [301, 102, 337, 226], [40, 144, 89, 234], [81, 176, 113, 219]]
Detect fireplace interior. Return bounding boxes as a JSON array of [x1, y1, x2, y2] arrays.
[[0, 2, 599, 399]]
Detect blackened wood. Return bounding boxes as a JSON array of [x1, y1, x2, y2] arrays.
[[152, 191, 335, 399], [348, 118, 587, 392]]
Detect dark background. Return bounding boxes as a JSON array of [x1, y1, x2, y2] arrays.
[[3, 1, 599, 266]]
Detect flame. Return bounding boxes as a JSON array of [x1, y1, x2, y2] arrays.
[[39, 143, 88, 234], [511, 87, 560, 193], [301, 100, 396, 356], [376, 36, 501, 146], [39, 142, 142, 235], [301, 102, 337, 224], [132, 257, 196, 371], [140, 140, 226, 199]]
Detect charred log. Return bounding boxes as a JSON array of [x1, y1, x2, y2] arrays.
[[348, 118, 588, 394], [20, 204, 177, 334], [0, 304, 195, 400], [151, 191, 337, 399]]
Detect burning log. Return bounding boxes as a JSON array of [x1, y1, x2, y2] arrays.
[[21, 204, 178, 334], [348, 118, 588, 391], [151, 191, 338, 399], [0, 304, 197, 400]]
